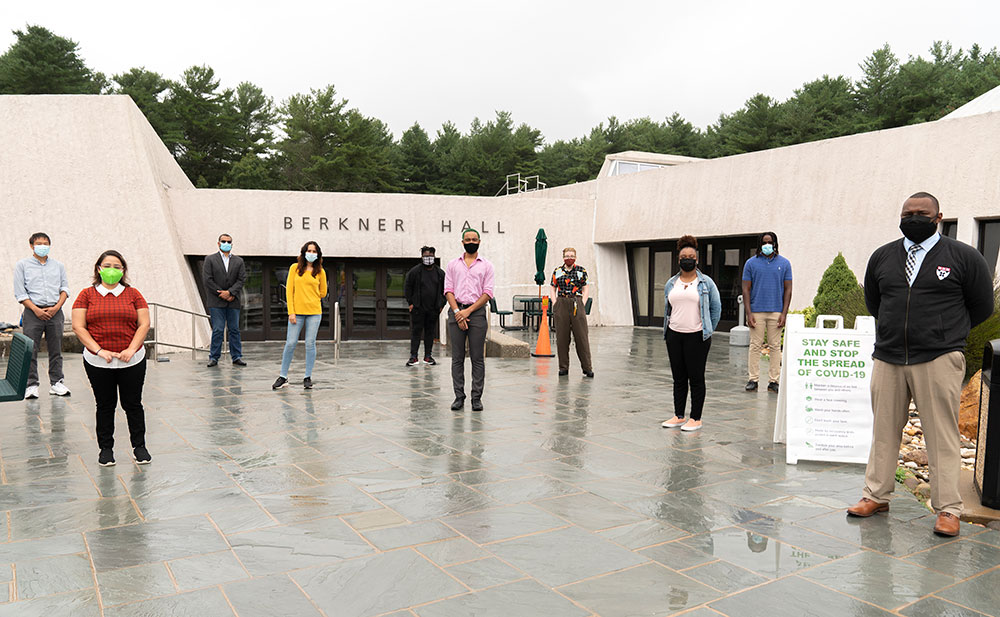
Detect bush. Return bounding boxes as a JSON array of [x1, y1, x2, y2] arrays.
[[813, 253, 869, 328], [965, 276, 1000, 379]]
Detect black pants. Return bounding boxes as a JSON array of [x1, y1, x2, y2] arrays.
[[410, 307, 439, 358], [84, 359, 147, 449], [665, 329, 712, 421]]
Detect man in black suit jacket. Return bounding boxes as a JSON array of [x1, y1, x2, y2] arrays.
[[203, 234, 248, 367], [404, 246, 446, 366]]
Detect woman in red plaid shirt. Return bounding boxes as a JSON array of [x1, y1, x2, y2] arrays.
[[72, 250, 151, 467]]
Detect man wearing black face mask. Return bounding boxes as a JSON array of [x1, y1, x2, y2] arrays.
[[444, 229, 494, 411], [848, 192, 993, 538], [404, 246, 446, 367]]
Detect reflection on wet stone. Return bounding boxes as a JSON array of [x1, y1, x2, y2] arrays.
[[0, 329, 990, 615]]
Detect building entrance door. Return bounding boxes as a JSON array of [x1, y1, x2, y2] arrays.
[[344, 262, 410, 340]]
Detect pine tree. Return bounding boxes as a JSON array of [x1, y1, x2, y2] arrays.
[[0, 25, 105, 94]]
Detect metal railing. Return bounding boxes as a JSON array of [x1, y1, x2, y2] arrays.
[[149, 302, 213, 360], [333, 301, 341, 362]]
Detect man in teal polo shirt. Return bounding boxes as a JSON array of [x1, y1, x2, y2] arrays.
[[742, 231, 793, 393]]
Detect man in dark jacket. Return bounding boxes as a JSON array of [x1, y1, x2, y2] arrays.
[[202, 234, 248, 367], [848, 192, 994, 537], [404, 246, 446, 366]]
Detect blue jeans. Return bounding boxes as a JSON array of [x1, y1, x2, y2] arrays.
[[280, 314, 322, 378], [209, 307, 242, 361]]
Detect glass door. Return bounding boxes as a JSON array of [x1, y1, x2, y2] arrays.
[[349, 264, 379, 339], [265, 262, 337, 340], [384, 265, 411, 340]]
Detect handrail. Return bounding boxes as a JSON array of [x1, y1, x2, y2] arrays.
[[333, 301, 341, 363], [149, 302, 213, 360]]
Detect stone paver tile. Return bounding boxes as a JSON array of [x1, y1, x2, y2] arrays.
[[224, 574, 323, 617], [900, 596, 992, 617], [375, 482, 496, 521], [0, 589, 99, 617], [626, 493, 767, 534], [417, 537, 487, 566], [489, 526, 646, 587], [691, 478, 788, 507], [133, 485, 258, 521], [0, 533, 86, 563], [903, 537, 1000, 580], [443, 504, 568, 544], [292, 549, 466, 617], [97, 563, 176, 607], [639, 540, 717, 571], [103, 587, 235, 617], [684, 559, 769, 593], [415, 579, 589, 617], [208, 505, 277, 535], [15, 553, 93, 599], [445, 557, 524, 589], [561, 562, 721, 617], [10, 496, 141, 540], [710, 576, 896, 617], [360, 521, 457, 551], [750, 496, 838, 521], [168, 550, 248, 590], [969, 529, 1000, 547], [228, 517, 374, 576], [534, 492, 646, 530], [228, 465, 320, 496], [597, 519, 690, 549], [936, 568, 1000, 616], [343, 508, 409, 532], [472, 476, 581, 505], [255, 482, 382, 523], [85, 516, 229, 571], [800, 550, 955, 610], [680, 527, 828, 579], [738, 517, 860, 559], [797, 509, 960, 557]]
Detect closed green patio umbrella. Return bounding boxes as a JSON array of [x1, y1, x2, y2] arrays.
[[534, 229, 547, 288]]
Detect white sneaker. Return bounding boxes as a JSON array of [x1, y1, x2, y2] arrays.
[[24, 385, 39, 399], [49, 381, 71, 396]]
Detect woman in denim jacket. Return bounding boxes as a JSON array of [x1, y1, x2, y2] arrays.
[[661, 235, 721, 432]]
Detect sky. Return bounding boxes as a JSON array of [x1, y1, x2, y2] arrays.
[[3, 0, 999, 142]]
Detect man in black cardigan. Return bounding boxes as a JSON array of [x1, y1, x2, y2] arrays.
[[404, 246, 446, 366], [848, 192, 994, 537], [202, 234, 248, 367]]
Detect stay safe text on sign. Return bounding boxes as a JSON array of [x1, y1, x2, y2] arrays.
[[774, 314, 876, 465]]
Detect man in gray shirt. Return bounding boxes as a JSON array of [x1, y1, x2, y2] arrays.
[[13, 232, 71, 399]]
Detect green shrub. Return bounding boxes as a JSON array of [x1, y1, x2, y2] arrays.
[[813, 253, 869, 328], [965, 276, 1000, 379]]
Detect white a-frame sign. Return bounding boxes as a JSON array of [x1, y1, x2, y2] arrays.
[[774, 314, 876, 464]]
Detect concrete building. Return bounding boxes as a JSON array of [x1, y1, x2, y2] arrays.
[[3, 93, 1000, 347]]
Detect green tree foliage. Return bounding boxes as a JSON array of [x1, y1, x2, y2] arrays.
[[275, 85, 399, 192], [232, 81, 276, 158], [397, 123, 436, 193], [813, 253, 869, 328], [167, 65, 240, 187], [112, 67, 181, 151], [0, 25, 105, 94]]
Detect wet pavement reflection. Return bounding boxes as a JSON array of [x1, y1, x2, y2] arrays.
[[0, 328, 995, 616]]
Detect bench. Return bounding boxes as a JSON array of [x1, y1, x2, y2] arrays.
[[0, 333, 33, 402]]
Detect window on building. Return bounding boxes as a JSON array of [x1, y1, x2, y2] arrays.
[[609, 160, 664, 176], [977, 219, 1000, 275], [941, 220, 957, 239]]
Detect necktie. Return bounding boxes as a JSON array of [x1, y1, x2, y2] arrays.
[[905, 244, 922, 285]]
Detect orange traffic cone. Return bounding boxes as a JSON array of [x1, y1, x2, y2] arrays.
[[531, 296, 555, 358]]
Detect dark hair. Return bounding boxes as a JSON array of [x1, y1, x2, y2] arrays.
[[219, 233, 233, 242], [909, 191, 940, 213], [420, 246, 435, 255], [757, 231, 779, 257], [92, 250, 129, 286], [677, 235, 698, 252], [296, 241, 323, 277], [29, 232, 50, 245]]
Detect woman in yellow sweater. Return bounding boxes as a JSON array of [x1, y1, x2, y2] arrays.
[[273, 241, 327, 390]]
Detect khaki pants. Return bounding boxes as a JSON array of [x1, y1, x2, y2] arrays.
[[748, 311, 782, 383], [862, 352, 965, 516], [554, 296, 592, 372]]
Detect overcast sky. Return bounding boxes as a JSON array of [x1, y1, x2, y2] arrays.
[[3, 1, 999, 142]]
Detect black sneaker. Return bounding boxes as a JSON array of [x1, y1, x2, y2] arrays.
[[98, 448, 115, 467], [583, 371, 594, 378], [133, 445, 152, 464], [768, 382, 780, 394], [232, 358, 247, 366], [423, 356, 436, 366], [745, 380, 758, 392], [406, 357, 419, 367], [303, 377, 313, 390], [272, 376, 288, 390]]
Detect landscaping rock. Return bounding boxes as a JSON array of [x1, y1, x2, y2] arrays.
[[903, 450, 928, 466]]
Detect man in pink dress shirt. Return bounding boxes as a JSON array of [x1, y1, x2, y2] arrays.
[[444, 228, 495, 411]]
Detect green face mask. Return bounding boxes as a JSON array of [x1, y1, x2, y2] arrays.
[[99, 267, 124, 285]]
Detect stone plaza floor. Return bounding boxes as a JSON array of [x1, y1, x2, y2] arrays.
[[1, 327, 998, 617]]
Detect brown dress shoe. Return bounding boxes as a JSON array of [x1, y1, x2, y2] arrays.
[[933, 512, 960, 537], [847, 497, 889, 517]]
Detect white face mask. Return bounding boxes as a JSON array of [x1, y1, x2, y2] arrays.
[[422, 256, 435, 266]]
